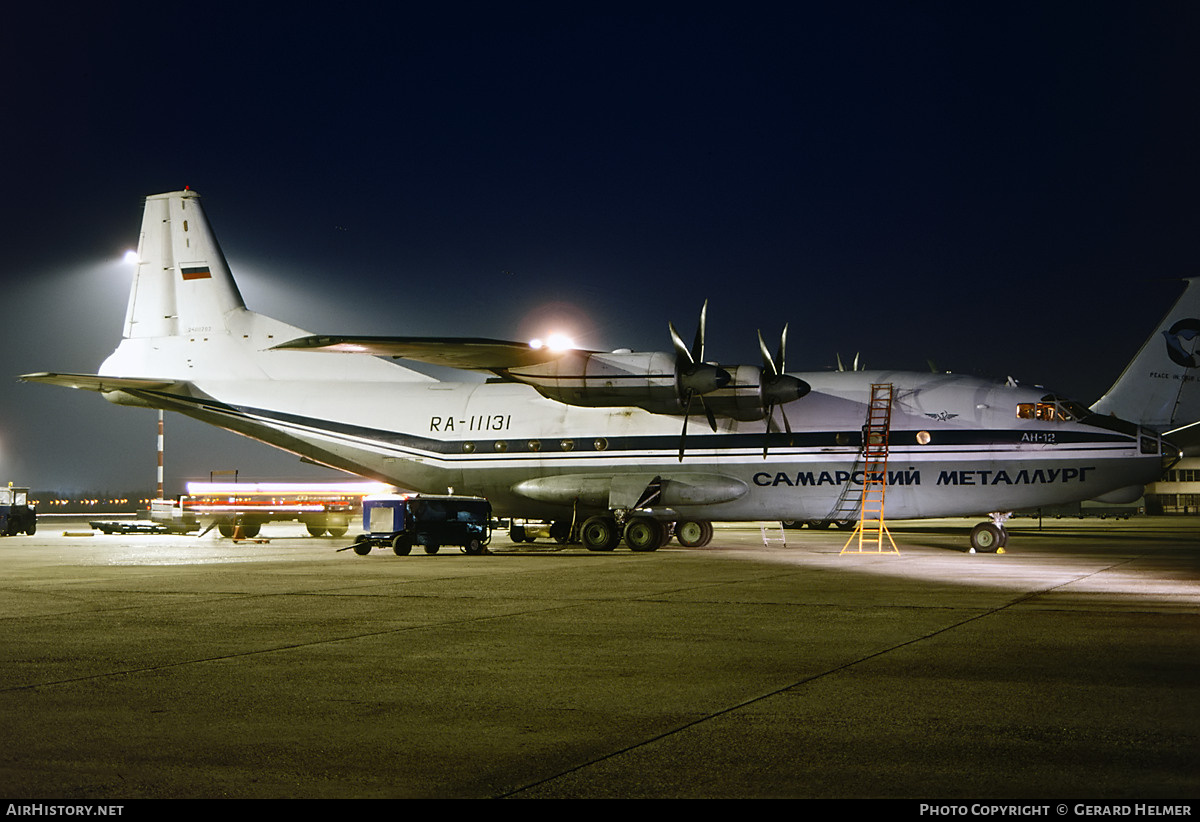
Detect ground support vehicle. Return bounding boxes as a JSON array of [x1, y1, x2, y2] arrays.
[[92, 499, 200, 535], [508, 519, 571, 544], [350, 494, 491, 556], [179, 482, 372, 538], [90, 520, 173, 535], [0, 486, 36, 536]]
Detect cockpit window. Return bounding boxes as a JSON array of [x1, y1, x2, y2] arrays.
[[1016, 395, 1090, 423], [1016, 402, 1059, 420]]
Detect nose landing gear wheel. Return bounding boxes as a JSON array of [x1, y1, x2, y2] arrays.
[[970, 522, 1006, 553]]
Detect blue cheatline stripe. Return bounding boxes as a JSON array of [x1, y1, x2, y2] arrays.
[[144, 389, 1138, 461]]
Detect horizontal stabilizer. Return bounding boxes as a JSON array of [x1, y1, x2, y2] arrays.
[[20, 372, 178, 392], [274, 335, 593, 370]]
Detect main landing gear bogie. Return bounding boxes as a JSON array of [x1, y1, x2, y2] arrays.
[[578, 515, 714, 552]]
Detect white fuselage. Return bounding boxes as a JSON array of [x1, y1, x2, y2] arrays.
[[153, 366, 1164, 522]]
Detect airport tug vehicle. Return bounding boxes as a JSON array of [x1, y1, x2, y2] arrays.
[[0, 486, 36, 536], [350, 494, 492, 556]]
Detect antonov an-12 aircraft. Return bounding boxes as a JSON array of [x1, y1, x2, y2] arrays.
[[22, 190, 1200, 552]]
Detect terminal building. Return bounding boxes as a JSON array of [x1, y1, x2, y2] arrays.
[[1144, 457, 1200, 515]]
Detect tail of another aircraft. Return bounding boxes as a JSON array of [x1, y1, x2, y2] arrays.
[[1091, 278, 1200, 431], [97, 190, 427, 384]]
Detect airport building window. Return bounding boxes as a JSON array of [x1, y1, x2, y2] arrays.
[[1151, 493, 1200, 514]]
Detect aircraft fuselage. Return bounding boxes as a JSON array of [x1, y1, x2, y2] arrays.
[[151, 367, 1165, 522]]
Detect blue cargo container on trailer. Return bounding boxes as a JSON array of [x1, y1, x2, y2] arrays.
[[350, 494, 492, 556]]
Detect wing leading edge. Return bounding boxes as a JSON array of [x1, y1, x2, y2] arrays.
[[272, 335, 587, 370]]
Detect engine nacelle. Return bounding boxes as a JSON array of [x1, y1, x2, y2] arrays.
[[506, 353, 809, 422], [507, 350, 687, 415], [702, 366, 812, 422]]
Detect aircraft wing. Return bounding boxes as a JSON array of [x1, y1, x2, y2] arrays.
[[20, 372, 180, 392], [273, 335, 591, 370]]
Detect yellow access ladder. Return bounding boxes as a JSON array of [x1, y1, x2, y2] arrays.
[[842, 383, 899, 554]]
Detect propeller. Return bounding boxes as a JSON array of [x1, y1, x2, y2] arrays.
[[669, 301, 731, 461], [758, 325, 810, 457], [836, 352, 863, 371]]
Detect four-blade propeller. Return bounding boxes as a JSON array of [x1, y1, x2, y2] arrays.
[[757, 325, 810, 457], [670, 301, 730, 461], [670, 303, 812, 461]]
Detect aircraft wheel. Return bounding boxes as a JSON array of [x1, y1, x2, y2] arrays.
[[327, 525, 347, 538], [675, 519, 713, 548], [551, 520, 572, 544], [581, 516, 620, 551], [218, 523, 235, 538], [306, 523, 327, 537], [625, 517, 665, 552], [970, 522, 1005, 553], [834, 520, 855, 530], [239, 522, 261, 538], [424, 543, 440, 555], [353, 536, 372, 556], [809, 520, 831, 529], [391, 535, 412, 556], [509, 524, 526, 542]]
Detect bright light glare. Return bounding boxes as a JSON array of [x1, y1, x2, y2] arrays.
[[546, 333, 575, 351], [529, 333, 576, 352], [123, 250, 139, 264]]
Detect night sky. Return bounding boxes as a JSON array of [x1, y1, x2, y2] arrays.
[[3, 3, 1199, 493]]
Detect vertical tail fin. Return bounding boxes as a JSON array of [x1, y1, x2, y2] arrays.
[[1091, 278, 1200, 430], [125, 190, 245, 338], [98, 190, 432, 384]]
